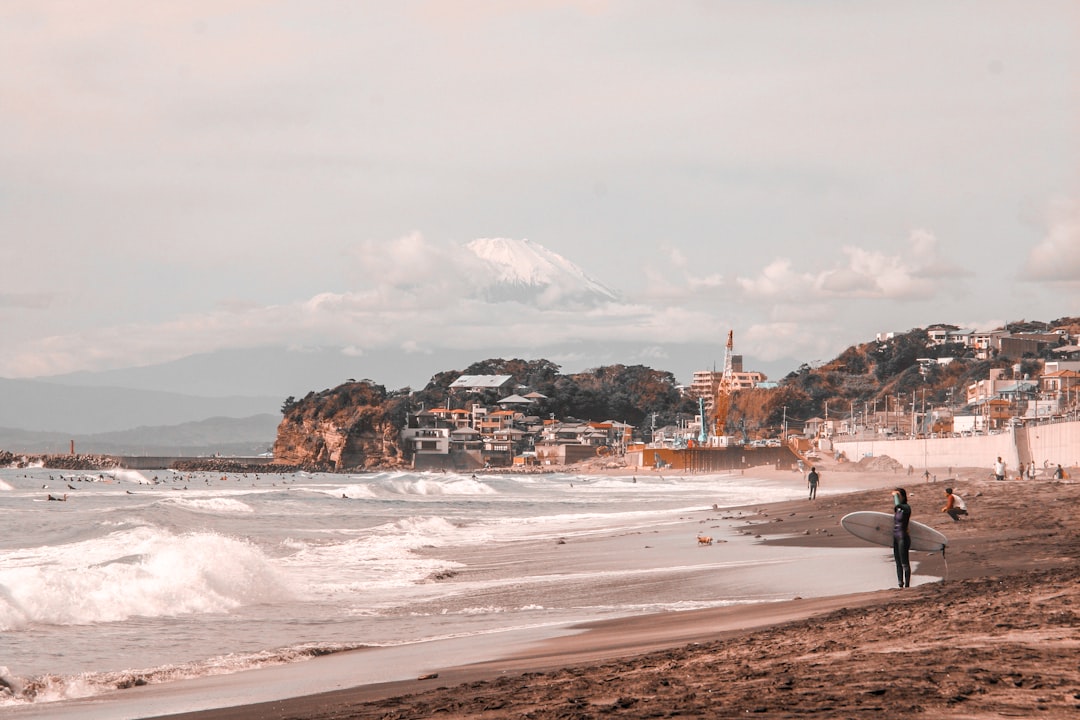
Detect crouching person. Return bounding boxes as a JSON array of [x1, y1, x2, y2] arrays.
[[941, 487, 968, 521]]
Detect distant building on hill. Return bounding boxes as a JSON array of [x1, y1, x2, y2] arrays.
[[688, 360, 767, 400], [448, 375, 515, 393]]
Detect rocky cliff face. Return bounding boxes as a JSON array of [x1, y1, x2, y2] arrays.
[[272, 382, 405, 471]]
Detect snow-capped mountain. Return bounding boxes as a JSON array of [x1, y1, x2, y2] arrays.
[[466, 238, 619, 306]]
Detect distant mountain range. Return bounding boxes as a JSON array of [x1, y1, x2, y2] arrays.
[[0, 377, 281, 435], [0, 414, 280, 457]]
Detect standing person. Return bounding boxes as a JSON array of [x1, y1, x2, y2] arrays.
[[807, 466, 819, 500], [1053, 464, 1065, 479], [1027, 461, 1036, 479], [892, 487, 911, 588], [993, 456, 1006, 482], [941, 487, 968, 521]]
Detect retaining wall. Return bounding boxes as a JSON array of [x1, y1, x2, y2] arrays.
[[832, 419, 1080, 474]]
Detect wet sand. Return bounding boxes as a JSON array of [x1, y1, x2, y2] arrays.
[[146, 461, 1080, 719]]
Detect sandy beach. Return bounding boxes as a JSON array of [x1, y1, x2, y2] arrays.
[[136, 459, 1079, 720]]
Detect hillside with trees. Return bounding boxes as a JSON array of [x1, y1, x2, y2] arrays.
[[727, 318, 1078, 438], [274, 317, 1077, 467]]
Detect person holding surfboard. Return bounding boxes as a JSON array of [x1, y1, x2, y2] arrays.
[[892, 487, 912, 588]]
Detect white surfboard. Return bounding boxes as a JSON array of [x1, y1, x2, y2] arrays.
[[841, 511, 948, 553]]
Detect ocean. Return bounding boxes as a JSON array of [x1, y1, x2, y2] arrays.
[[0, 463, 896, 717]]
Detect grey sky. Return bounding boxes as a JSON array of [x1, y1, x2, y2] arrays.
[[2, 1, 1078, 389]]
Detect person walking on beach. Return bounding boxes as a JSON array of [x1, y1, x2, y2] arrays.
[[807, 466, 819, 500], [941, 487, 967, 521], [993, 457, 1006, 482], [892, 487, 911, 588]]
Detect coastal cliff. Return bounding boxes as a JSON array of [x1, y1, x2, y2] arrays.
[[271, 381, 405, 471]]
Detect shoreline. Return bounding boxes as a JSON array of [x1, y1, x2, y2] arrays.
[[11, 462, 1079, 719], [152, 463, 1078, 720]]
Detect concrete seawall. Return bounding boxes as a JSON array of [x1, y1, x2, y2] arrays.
[[832, 419, 1080, 475]]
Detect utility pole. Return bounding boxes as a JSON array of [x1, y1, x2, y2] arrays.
[[911, 391, 916, 438]]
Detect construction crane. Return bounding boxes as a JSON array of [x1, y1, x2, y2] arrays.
[[713, 330, 736, 436]]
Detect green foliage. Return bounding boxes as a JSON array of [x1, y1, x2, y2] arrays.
[[283, 318, 1069, 436], [873, 329, 928, 381]]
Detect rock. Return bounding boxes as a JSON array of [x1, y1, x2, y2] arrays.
[[272, 381, 405, 471]]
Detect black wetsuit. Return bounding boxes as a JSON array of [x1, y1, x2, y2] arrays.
[[892, 502, 912, 588]]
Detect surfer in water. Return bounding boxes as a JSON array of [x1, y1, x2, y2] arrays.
[[892, 487, 911, 588]]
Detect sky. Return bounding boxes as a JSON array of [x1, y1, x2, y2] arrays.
[[2, 1, 1078, 394]]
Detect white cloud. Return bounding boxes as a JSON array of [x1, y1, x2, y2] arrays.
[[735, 230, 960, 303], [0, 229, 968, 378], [736, 259, 813, 300], [1024, 198, 1080, 282]]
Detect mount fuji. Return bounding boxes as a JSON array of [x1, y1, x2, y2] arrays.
[[466, 238, 619, 306]]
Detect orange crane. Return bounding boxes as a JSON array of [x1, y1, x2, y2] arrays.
[[713, 330, 735, 436]]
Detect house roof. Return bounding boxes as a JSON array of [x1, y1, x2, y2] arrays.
[[449, 374, 514, 389], [496, 394, 533, 405], [450, 427, 481, 436]]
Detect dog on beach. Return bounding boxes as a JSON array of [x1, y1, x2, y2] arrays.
[[697, 535, 713, 546]]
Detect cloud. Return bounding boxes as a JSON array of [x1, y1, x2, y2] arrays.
[[735, 230, 961, 302], [0, 292, 56, 310], [1024, 198, 1080, 282], [0, 224, 1033, 382], [2, 234, 693, 377], [740, 322, 830, 366], [639, 244, 724, 302], [736, 259, 813, 300]]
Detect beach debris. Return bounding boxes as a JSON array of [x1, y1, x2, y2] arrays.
[[418, 672, 439, 680]]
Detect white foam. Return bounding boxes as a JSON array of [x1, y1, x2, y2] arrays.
[[0, 528, 291, 631], [279, 516, 466, 595], [166, 497, 256, 514], [381, 476, 497, 496], [305, 484, 379, 500], [105, 469, 154, 485]]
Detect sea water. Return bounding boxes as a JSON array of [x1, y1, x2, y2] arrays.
[[0, 464, 886, 711]]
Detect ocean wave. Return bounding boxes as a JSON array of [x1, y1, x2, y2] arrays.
[[280, 515, 466, 593], [381, 476, 498, 496], [0, 528, 292, 631], [164, 497, 256, 514], [302, 483, 379, 500], [104, 469, 155, 485], [0, 642, 367, 706]]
